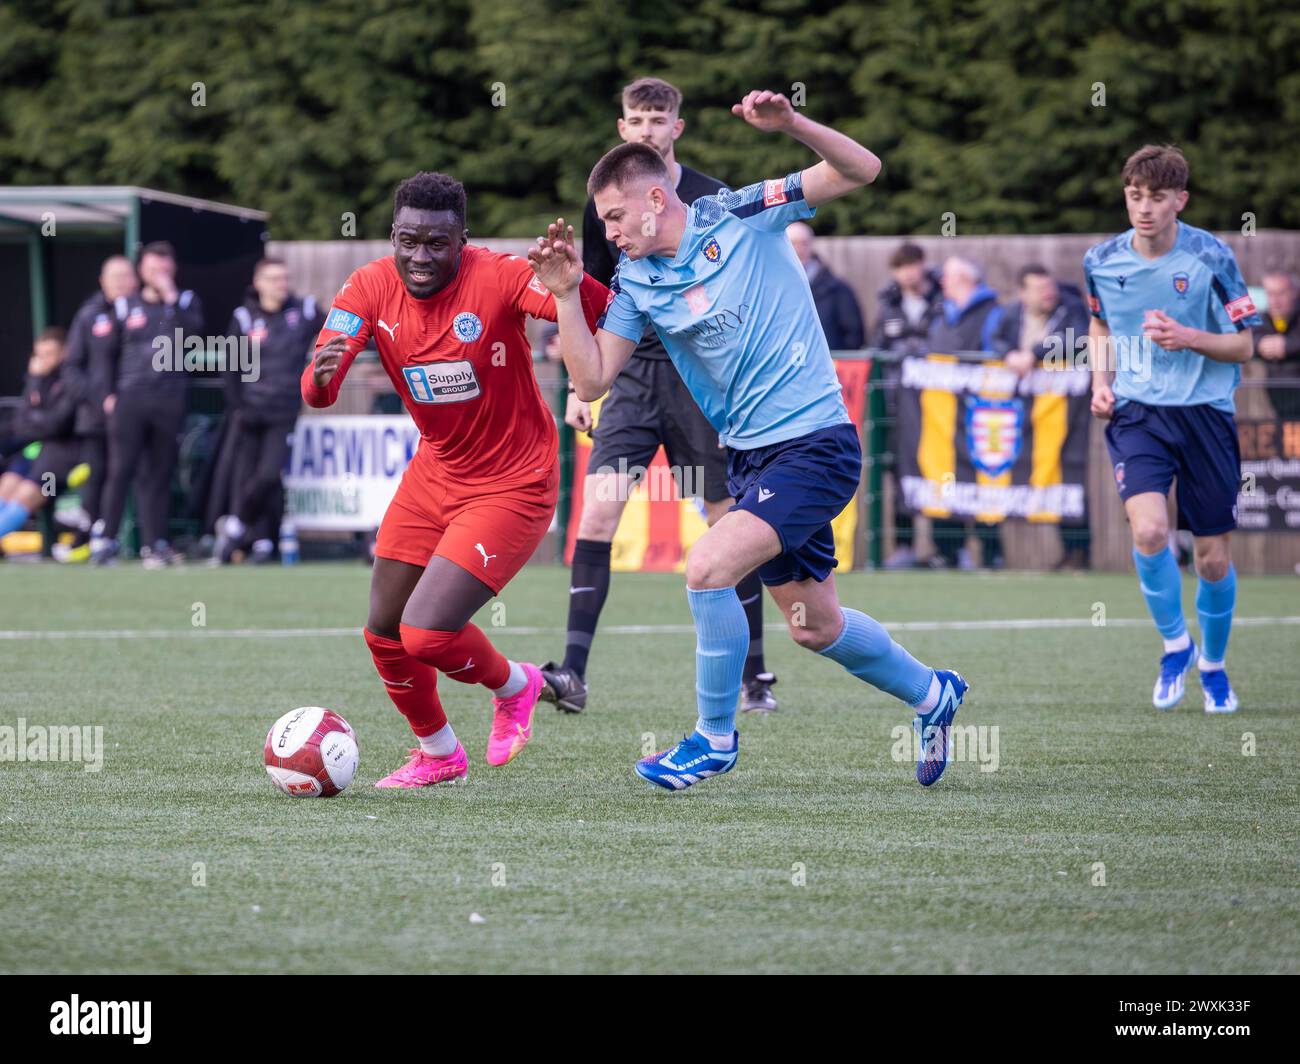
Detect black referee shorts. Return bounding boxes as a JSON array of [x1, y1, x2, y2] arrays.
[[586, 356, 730, 503]]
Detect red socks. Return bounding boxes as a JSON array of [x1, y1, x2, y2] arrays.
[[363, 628, 447, 738], [399, 622, 512, 690]]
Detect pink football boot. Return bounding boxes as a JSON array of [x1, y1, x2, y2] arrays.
[[486, 664, 543, 766], [374, 744, 468, 788]]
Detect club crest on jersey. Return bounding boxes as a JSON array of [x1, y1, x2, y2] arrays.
[[1172, 272, 1189, 297], [125, 307, 148, 331], [92, 314, 113, 337], [324, 307, 363, 336], [965, 397, 1024, 478], [403, 360, 481, 404], [762, 179, 788, 207], [285, 309, 300, 328], [452, 311, 483, 343], [703, 237, 722, 263], [1114, 461, 1126, 490], [250, 321, 268, 344]]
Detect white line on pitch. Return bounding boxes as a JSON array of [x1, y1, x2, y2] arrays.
[[2, 616, 1299, 640]]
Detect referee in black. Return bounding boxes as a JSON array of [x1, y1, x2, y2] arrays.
[[539, 77, 777, 715], [213, 258, 319, 563], [94, 241, 204, 567]]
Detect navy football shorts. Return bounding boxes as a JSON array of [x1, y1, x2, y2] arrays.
[[727, 422, 861, 586], [1104, 399, 1241, 537]]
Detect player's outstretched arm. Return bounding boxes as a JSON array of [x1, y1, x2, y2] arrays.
[[528, 220, 636, 401], [732, 89, 881, 207]]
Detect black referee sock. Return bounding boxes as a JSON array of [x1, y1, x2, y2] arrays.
[[562, 538, 613, 680], [737, 569, 766, 682]]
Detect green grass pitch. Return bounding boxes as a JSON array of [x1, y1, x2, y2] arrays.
[[1, 564, 1296, 973]]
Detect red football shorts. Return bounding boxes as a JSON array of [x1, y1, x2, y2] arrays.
[[374, 447, 559, 593]]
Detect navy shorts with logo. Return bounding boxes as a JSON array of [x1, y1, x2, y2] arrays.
[[728, 422, 862, 586], [1104, 399, 1241, 536]]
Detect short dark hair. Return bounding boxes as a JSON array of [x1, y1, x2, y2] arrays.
[[622, 77, 682, 115], [393, 171, 467, 227], [138, 240, 175, 263], [888, 242, 924, 269], [1122, 144, 1188, 192], [1018, 263, 1051, 286], [254, 257, 286, 275], [35, 326, 66, 346], [587, 142, 671, 199]]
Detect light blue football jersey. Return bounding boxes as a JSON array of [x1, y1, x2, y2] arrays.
[[1083, 221, 1260, 413], [598, 171, 850, 449]]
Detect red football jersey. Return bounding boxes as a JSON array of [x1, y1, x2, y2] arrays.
[[302, 247, 608, 488]]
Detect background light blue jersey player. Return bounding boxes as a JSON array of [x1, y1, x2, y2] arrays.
[[529, 89, 968, 791], [1086, 144, 1259, 715], [1085, 218, 1258, 413]]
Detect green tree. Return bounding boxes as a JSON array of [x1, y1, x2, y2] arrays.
[[1, 0, 1296, 236]]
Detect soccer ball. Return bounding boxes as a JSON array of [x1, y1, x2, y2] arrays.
[[263, 707, 359, 797]]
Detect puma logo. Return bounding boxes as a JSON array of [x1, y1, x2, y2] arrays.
[[475, 542, 496, 567], [378, 319, 399, 340]]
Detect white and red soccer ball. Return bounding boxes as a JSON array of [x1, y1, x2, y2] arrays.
[[264, 707, 359, 797]]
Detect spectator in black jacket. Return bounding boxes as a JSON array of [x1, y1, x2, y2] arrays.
[[787, 222, 864, 351], [56, 255, 137, 562], [991, 265, 1089, 373], [872, 243, 943, 569], [1253, 272, 1300, 418], [94, 241, 204, 568], [213, 258, 319, 563], [0, 329, 80, 543], [991, 265, 1093, 569]]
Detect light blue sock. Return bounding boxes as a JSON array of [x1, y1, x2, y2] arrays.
[[818, 607, 933, 706], [1132, 547, 1187, 641], [1196, 566, 1236, 664], [686, 587, 748, 740], [0, 499, 31, 537]]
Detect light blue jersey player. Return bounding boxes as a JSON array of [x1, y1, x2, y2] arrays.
[[529, 89, 968, 790], [1086, 144, 1260, 714]]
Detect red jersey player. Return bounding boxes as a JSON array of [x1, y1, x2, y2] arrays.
[[304, 172, 609, 787]]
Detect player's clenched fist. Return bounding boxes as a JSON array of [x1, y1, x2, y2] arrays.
[[313, 334, 348, 389], [565, 393, 593, 433], [731, 90, 797, 133], [527, 219, 583, 299], [1090, 381, 1116, 420]]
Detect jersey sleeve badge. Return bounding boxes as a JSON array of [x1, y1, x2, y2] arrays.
[[324, 307, 364, 336], [1225, 294, 1257, 323]]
